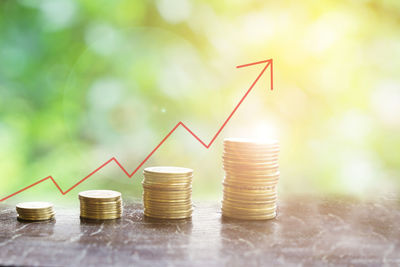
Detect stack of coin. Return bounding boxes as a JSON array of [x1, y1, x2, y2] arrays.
[[222, 138, 280, 220], [142, 166, 193, 219], [79, 190, 122, 220], [16, 202, 55, 221]]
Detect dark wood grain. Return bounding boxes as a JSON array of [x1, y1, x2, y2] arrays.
[[1, 197, 399, 266]]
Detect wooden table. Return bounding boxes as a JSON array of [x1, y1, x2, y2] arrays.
[[0, 197, 399, 266]]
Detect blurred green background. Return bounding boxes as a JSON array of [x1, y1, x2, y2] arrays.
[[1, 0, 400, 205]]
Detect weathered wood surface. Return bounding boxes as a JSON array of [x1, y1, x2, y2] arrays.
[[0, 197, 399, 266]]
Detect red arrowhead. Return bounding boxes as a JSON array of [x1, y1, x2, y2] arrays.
[[236, 59, 273, 90]]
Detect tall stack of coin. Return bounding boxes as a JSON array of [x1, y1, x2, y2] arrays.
[[79, 190, 122, 220], [142, 166, 193, 219], [222, 138, 280, 220], [16, 202, 55, 221]]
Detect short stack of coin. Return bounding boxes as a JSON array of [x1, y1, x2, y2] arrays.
[[222, 138, 280, 220], [143, 166, 193, 219], [16, 202, 55, 221], [79, 190, 122, 220]]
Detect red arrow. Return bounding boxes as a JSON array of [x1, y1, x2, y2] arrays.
[[0, 59, 273, 202]]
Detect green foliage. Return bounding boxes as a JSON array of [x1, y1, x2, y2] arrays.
[[1, 0, 400, 203]]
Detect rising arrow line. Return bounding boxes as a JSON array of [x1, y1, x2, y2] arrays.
[[0, 59, 273, 202]]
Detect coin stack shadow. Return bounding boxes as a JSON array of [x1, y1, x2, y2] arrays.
[[142, 166, 193, 219], [222, 138, 280, 220], [16, 202, 55, 221], [79, 190, 122, 220]]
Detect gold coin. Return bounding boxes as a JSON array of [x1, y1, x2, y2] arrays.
[[80, 214, 121, 220], [142, 180, 192, 186], [223, 190, 277, 199], [142, 183, 192, 191], [144, 166, 193, 176], [16, 202, 53, 210], [143, 173, 193, 178], [144, 206, 192, 212], [80, 208, 122, 213], [223, 181, 278, 189], [221, 206, 276, 215], [222, 150, 279, 162], [223, 153, 280, 162], [224, 143, 280, 151], [78, 190, 122, 220], [222, 160, 279, 170], [224, 172, 280, 180], [221, 207, 276, 215], [223, 164, 279, 177], [143, 176, 193, 184], [224, 137, 279, 147], [142, 191, 192, 198], [222, 210, 276, 220], [79, 190, 121, 201], [225, 171, 280, 179], [223, 193, 277, 201], [79, 205, 122, 210], [144, 207, 193, 213], [79, 202, 122, 207], [144, 212, 192, 220], [223, 185, 277, 192], [223, 186, 277, 193], [80, 211, 122, 216], [143, 197, 192, 203], [222, 159, 278, 167], [224, 167, 279, 176], [144, 200, 192, 206], [223, 196, 277, 204], [224, 162, 279, 170], [16, 212, 55, 218], [223, 201, 276, 208], [18, 216, 55, 220], [16, 208, 53, 213], [223, 150, 280, 158], [224, 177, 279, 185], [223, 187, 277, 195], [143, 199, 192, 205], [224, 142, 280, 149], [143, 179, 193, 184], [223, 182, 276, 190], [18, 212, 55, 216], [142, 194, 191, 200], [222, 154, 279, 161], [144, 202, 192, 208], [16, 202, 55, 221], [223, 156, 278, 164], [222, 203, 277, 211], [142, 166, 194, 220], [80, 199, 122, 204], [143, 192, 191, 198]]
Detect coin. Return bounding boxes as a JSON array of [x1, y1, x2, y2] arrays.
[[16, 202, 55, 221], [224, 137, 279, 148], [221, 138, 280, 220], [144, 211, 193, 220], [143, 166, 193, 220], [222, 210, 276, 220], [144, 166, 193, 175], [79, 190, 121, 200], [79, 190, 122, 220]]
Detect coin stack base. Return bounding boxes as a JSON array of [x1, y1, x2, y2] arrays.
[[79, 190, 122, 220], [16, 202, 55, 221], [222, 138, 280, 220], [143, 166, 193, 220]]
